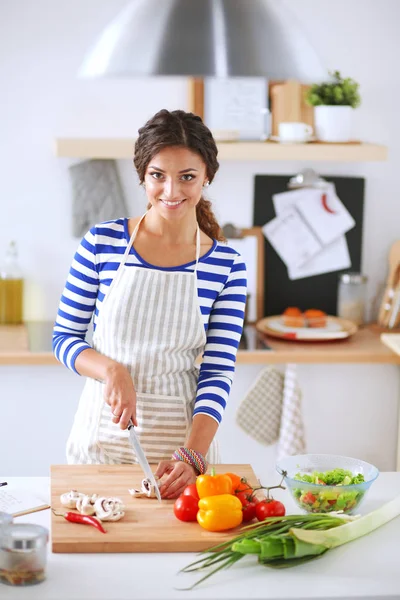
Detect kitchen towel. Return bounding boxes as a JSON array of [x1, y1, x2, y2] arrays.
[[276, 363, 306, 460], [236, 364, 306, 458], [69, 159, 128, 238]]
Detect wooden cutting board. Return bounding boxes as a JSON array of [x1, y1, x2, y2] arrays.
[[50, 463, 259, 553]]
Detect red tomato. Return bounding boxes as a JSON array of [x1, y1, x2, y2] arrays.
[[182, 484, 200, 501], [236, 490, 259, 522], [255, 499, 286, 521], [302, 492, 316, 505], [174, 495, 199, 522]]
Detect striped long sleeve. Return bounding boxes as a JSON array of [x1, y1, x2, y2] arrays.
[[52, 227, 98, 372], [194, 252, 247, 424]]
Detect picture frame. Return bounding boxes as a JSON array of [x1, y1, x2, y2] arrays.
[[226, 226, 265, 324], [188, 77, 268, 141]]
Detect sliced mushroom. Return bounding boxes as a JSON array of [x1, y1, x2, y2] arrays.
[[94, 497, 125, 521], [60, 489, 85, 509], [128, 476, 161, 499], [76, 494, 98, 516]]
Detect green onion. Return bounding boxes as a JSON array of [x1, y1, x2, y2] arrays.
[[178, 496, 400, 590]]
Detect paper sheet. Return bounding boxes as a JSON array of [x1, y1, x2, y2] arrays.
[[0, 487, 49, 517], [262, 208, 322, 270], [272, 187, 351, 280], [294, 186, 355, 245]]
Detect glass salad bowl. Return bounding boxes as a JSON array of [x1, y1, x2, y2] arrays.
[[276, 453, 379, 514]]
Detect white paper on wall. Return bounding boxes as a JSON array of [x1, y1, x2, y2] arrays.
[[294, 187, 355, 245], [272, 186, 352, 280], [262, 208, 323, 270]]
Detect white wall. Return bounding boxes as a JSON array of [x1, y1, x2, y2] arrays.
[[1, 0, 400, 477]]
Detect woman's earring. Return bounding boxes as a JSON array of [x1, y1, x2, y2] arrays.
[[203, 181, 210, 188]]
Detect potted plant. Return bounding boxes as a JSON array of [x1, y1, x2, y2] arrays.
[[305, 71, 361, 142]]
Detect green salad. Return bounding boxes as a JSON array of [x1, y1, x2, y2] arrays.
[[292, 468, 366, 513]]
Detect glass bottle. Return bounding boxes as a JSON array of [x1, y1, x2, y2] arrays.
[[337, 273, 368, 326], [0, 241, 24, 325]]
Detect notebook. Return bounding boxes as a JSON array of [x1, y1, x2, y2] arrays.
[[381, 333, 400, 356], [0, 486, 50, 517]]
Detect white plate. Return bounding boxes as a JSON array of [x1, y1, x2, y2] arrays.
[[256, 315, 358, 342], [269, 135, 316, 144]]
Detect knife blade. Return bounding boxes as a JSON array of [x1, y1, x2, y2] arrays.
[[127, 420, 162, 502]]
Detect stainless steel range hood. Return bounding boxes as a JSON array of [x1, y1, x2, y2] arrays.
[[79, 0, 326, 81]]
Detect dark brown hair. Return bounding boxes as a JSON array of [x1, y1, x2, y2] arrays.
[[133, 109, 225, 241]]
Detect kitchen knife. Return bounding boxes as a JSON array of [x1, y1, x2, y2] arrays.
[[127, 420, 162, 502]]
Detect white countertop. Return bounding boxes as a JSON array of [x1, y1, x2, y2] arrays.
[[2, 474, 400, 600]]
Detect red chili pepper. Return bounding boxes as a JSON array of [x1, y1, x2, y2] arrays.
[[52, 509, 106, 533]]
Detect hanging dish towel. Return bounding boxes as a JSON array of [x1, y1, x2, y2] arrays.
[[235, 366, 283, 445], [236, 364, 306, 458], [276, 364, 306, 460], [69, 159, 128, 238]]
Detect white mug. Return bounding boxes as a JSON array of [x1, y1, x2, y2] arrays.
[[278, 122, 313, 142]]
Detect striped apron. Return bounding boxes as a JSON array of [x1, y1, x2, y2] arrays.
[[66, 213, 220, 465]]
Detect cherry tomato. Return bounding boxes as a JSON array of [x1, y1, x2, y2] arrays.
[[236, 490, 259, 522], [182, 484, 200, 501], [255, 499, 286, 521], [174, 495, 199, 522]]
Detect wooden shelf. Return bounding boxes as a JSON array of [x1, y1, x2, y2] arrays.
[[54, 138, 388, 162], [1, 323, 399, 366]]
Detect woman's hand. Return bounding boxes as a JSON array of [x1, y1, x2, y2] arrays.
[[104, 363, 137, 429], [155, 460, 197, 499]]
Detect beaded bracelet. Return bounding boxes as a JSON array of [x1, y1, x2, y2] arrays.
[[171, 447, 208, 475]]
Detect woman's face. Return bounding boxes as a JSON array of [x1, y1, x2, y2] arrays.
[[143, 146, 208, 219]]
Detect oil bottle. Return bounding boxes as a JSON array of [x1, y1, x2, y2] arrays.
[[0, 241, 24, 324]]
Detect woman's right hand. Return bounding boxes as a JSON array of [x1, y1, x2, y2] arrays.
[[104, 363, 137, 429]]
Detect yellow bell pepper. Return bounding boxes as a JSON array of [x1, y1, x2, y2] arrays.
[[196, 468, 233, 499], [197, 494, 243, 532]]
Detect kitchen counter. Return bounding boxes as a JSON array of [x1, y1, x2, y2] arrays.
[[2, 472, 400, 599], [1, 321, 399, 365]]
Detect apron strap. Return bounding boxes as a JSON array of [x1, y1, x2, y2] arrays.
[[123, 212, 147, 265], [193, 225, 201, 273], [103, 212, 148, 303]]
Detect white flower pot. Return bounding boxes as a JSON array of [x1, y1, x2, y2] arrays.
[[314, 105, 354, 142]]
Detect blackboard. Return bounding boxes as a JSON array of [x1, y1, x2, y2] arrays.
[[253, 175, 365, 317]]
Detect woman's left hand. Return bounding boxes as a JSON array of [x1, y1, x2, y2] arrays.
[[155, 460, 197, 499]]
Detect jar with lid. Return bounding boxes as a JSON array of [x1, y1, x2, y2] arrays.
[[0, 241, 24, 325], [337, 273, 368, 326], [0, 523, 48, 586]]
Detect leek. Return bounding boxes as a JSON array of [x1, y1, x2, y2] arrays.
[[291, 493, 400, 548], [179, 496, 400, 590]]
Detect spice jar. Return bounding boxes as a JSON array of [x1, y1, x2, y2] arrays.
[[337, 273, 368, 326], [0, 523, 48, 586]]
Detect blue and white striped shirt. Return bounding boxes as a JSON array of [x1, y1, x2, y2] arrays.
[[53, 218, 247, 424]]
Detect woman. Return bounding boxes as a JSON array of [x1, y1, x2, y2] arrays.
[[53, 109, 247, 499]]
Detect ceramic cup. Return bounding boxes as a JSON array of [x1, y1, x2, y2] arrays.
[[278, 122, 313, 143]]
